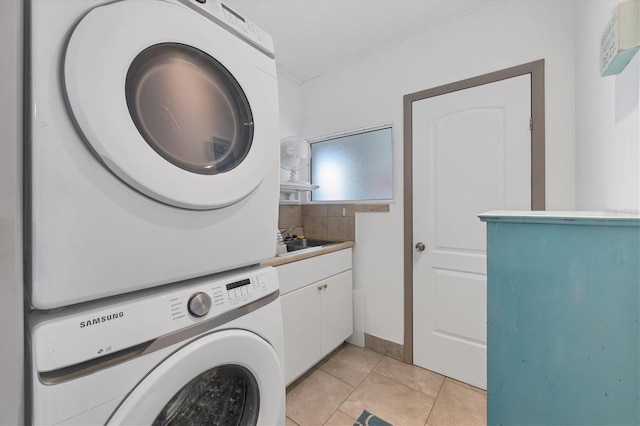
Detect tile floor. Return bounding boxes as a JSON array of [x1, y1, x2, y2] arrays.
[[285, 344, 486, 426]]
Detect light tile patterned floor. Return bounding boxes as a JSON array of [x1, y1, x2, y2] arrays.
[[285, 344, 486, 426]]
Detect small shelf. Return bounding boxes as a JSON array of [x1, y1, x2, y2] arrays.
[[279, 182, 319, 204], [280, 182, 319, 192]]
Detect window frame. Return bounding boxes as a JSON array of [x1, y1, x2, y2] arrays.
[[308, 122, 395, 204]]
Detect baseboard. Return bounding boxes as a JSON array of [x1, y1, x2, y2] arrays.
[[364, 333, 404, 362]]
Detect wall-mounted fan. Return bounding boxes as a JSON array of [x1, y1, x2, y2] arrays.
[[280, 136, 310, 182]]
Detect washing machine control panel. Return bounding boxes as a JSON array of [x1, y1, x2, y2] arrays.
[[167, 267, 278, 325], [176, 0, 275, 57], [30, 266, 279, 374]]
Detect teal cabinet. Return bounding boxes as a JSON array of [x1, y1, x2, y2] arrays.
[[479, 212, 639, 425]]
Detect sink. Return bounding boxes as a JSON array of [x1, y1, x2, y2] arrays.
[[277, 239, 342, 256]]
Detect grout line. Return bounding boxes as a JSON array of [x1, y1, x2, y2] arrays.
[[425, 375, 447, 426], [315, 347, 364, 424], [316, 362, 358, 390], [285, 416, 300, 426], [444, 377, 487, 395], [321, 374, 357, 426]]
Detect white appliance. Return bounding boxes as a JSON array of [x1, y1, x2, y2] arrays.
[[27, 0, 280, 309], [28, 265, 285, 425]]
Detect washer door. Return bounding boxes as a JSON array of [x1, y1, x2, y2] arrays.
[[64, 0, 275, 209], [107, 330, 284, 425]]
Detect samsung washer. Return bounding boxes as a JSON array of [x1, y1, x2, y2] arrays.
[[27, 0, 280, 309], [28, 266, 285, 425]]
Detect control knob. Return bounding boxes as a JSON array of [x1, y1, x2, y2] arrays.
[[188, 292, 212, 317]]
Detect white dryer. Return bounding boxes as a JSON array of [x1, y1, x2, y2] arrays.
[[27, 0, 280, 309], [28, 265, 285, 425]]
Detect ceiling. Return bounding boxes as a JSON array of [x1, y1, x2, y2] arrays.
[[224, 0, 499, 82]]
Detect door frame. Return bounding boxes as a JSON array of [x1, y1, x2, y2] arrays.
[[402, 59, 546, 364]]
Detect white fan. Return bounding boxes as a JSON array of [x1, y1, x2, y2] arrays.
[[280, 136, 310, 182]]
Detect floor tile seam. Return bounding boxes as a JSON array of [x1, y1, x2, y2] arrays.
[[315, 367, 357, 397], [369, 354, 393, 381], [424, 372, 447, 426], [286, 416, 301, 426], [332, 362, 379, 421], [286, 365, 320, 395], [317, 365, 364, 390], [372, 360, 444, 401], [319, 351, 385, 388], [327, 379, 359, 425], [444, 377, 487, 395], [318, 362, 374, 384], [286, 370, 355, 426], [311, 366, 360, 421], [367, 370, 439, 408], [343, 369, 434, 426], [324, 409, 357, 425]]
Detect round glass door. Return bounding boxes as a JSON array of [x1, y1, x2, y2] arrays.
[[126, 43, 254, 176], [106, 330, 283, 425], [153, 364, 259, 426]]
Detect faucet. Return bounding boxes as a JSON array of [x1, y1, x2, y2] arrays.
[[279, 226, 297, 241]]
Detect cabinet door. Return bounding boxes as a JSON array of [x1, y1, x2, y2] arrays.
[[281, 284, 322, 385], [320, 270, 353, 355]]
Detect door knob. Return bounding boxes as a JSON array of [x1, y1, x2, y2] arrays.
[[415, 242, 426, 251]]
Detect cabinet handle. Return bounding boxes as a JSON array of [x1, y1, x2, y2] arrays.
[[322, 283, 328, 289], [317, 285, 323, 290]]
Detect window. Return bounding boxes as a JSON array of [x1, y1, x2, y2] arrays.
[[310, 124, 393, 202]]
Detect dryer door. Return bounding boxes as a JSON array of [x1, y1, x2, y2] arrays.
[[106, 330, 284, 425], [64, 0, 277, 210]]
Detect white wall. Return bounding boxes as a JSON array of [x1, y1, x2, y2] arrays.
[[276, 69, 308, 184], [277, 68, 303, 139], [0, 0, 24, 424], [300, 1, 576, 344], [575, 1, 640, 213]]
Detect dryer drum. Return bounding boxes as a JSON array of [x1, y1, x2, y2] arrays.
[[125, 42, 254, 176]]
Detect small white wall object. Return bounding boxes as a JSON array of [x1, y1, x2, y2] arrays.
[[601, 0, 640, 76]]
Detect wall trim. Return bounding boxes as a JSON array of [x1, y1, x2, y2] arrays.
[[364, 333, 404, 361]]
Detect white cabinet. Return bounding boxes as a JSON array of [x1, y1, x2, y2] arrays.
[[319, 270, 353, 357], [278, 249, 353, 385]]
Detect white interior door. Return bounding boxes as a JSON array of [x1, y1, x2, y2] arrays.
[[412, 75, 532, 389]]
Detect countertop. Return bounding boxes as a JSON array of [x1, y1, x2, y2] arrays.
[[479, 210, 640, 226], [262, 241, 354, 267]]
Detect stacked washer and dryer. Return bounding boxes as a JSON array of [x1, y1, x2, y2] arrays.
[[26, 0, 285, 424]]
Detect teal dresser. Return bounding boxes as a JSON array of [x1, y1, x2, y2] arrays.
[[479, 212, 640, 425]]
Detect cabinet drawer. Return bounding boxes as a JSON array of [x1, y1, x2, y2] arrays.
[[277, 248, 352, 295]]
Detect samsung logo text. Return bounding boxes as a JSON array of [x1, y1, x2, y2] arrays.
[[80, 312, 125, 328]]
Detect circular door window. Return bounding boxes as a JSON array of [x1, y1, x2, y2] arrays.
[[106, 330, 283, 425], [153, 364, 259, 425], [126, 43, 254, 176]]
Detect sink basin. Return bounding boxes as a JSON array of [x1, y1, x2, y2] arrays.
[[277, 239, 342, 256]]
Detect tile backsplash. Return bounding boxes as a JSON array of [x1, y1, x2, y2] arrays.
[[278, 204, 355, 241]]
